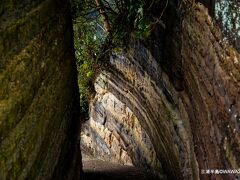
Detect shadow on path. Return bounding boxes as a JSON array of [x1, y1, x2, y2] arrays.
[[82, 160, 162, 180]]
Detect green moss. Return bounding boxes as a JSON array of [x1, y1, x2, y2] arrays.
[[0, 0, 80, 179]]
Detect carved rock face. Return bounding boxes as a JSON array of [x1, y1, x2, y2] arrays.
[[1, 1, 239, 179], [82, 3, 240, 180], [0, 0, 81, 179]]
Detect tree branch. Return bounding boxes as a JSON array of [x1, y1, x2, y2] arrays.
[[95, 0, 111, 33]]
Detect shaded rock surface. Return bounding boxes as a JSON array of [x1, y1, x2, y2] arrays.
[[81, 81, 162, 172], [81, 3, 240, 180], [1, 0, 239, 179], [0, 0, 81, 179], [181, 3, 240, 180]]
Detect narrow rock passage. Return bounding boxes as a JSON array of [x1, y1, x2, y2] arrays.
[[83, 160, 162, 180]]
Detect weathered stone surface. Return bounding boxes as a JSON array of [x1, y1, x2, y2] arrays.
[[81, 2, 240, 180], [180, 3, 240, 180], [81, 77, 162, 175], [0, 0, 81, 179]]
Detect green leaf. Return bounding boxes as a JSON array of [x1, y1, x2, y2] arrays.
[[86, 71, 93, 78]]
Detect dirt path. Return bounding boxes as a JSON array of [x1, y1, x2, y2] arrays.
[[82, 160, 163, 180]]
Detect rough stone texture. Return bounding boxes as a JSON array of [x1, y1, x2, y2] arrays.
[[81, 3, 240, 180], [180, 3, 240, 180], [82, 44, 196, 180], [81, 76, 162, 175], [0, 0, 81, 179]]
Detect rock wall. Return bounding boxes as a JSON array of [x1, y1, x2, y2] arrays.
[[0, 0, 81, 179], [82, 43, 195, 180], [81, 72, 163, 174], [81, 2, 240, 180], [181, 4, 240, 180]]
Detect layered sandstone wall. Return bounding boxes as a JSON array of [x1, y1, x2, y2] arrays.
[[0, 0, 81, 179], [81, 2, 240, 180], [180, 3, 240, 179], [81, 71, 163, 174], [82, 42, 197, 180]]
